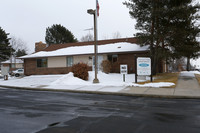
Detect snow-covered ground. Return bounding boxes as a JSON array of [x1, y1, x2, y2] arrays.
[[181, 71, 200, 75], [181, 71, 200, 77], [0, 71, 176, 90], [191, 58, 200, 69]]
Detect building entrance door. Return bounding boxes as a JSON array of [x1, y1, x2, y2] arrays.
[[92, 55, 103, 71]]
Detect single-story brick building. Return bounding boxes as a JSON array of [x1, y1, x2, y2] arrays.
[[20, 37, 167, 75]]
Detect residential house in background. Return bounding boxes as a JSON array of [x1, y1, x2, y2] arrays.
[[1, 58, 24, 71], [20, 37, 168, 75]]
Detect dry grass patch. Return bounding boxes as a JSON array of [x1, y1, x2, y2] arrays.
[[137, 73, 179, 88], [195, 74, 200, 85]]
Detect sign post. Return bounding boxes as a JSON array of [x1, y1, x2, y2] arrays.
[[135, 57, 152, 83], [120, 65, 128, 82]]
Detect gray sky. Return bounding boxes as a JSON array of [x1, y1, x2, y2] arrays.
[[0, 0, 136, 53]]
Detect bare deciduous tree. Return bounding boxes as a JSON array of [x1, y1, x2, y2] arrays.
[[168, 58, 187, 72], [80, 34, 94, 42], [10, 36, 29, 56], [112, 31, 121, 39]]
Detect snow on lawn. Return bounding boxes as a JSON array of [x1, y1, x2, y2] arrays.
[[0, 71, 175, 89], [180, 71, 200, 77], [188, 71, 200, 75], [0, 75, 63, 88]]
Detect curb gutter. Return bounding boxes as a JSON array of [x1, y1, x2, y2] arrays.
[[0, 85, 200, 99]]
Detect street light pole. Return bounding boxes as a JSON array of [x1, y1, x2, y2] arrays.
[[87, 9, 99, 83]]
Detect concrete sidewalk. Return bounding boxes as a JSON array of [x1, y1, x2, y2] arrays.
[[0, 73, 200, 99], [174, 72, 200, 96], [120, 72, 200, 98]]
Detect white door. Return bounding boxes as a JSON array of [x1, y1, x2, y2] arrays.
[[92, 55, 103, 71]]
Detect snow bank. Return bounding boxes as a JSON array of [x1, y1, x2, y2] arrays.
[[0, 71, 176, 89], [50, 71, 136, 86], [50, 71, 175, 88], [132, 82, 175, 88], [50, 72, 90, 85]]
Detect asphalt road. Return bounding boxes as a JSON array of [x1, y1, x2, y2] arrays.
[[0, 87, 200, 133]]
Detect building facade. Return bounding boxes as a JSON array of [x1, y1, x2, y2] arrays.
[[20, 37, 162, 75]]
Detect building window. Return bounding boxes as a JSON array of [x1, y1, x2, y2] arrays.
[[67, 56, 73, 67], [108, 54, 118, 63], [11, 64, 15, 68], [37, 58, 47, 67]]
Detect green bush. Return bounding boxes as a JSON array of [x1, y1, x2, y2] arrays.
[[101, 60, 111, 74], [71, 63, 89, 80]]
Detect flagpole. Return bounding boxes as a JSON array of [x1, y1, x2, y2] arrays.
[[95, 0, 98, 73], [96, 0, 98, 48], [96, 0, 98, 41]]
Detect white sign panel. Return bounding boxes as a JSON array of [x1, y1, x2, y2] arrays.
[[120, 65, 128, 74], [1, 67, 9, 75], [137, 57, 151, 75]]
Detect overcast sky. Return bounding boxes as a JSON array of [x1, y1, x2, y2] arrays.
[[0, 0, 137, 53]]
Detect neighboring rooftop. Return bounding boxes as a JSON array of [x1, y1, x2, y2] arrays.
[[1, 59, 24, 64]]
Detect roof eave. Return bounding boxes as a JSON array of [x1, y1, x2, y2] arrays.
[[20, 50, 150, 59]]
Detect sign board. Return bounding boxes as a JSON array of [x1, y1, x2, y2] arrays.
[[137, 57, 151, 76], [1, 67, 9, 75], [120, 65, 128, 74]]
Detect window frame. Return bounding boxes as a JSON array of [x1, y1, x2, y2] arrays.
[[108, 54, 118, 63], [67, 56, 73, 67], [11, 63, 15, 68], [37, 58, 48, 68]]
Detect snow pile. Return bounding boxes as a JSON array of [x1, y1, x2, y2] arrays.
[[50, 71, 175, 88], [50, 71, 135, 86], [51, 72, 90, 85], [133, 82, 175, 88]]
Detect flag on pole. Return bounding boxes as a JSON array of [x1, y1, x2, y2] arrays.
[[96, 0, 100, 17]]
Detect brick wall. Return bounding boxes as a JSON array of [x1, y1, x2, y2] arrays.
[[24, 52, 149, 75], [110, 53, 148, 73], [24, 53, 166, 75], [24, 58, 92, 75]]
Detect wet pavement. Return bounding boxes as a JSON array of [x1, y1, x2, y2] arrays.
[[0, 87, 200, 133]]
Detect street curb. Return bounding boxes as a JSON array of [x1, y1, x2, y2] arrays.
[[1, 85, 200, 99]]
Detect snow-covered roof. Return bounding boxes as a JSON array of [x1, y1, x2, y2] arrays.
[[20, 43, 149, 59], [1, 58, 24, 64]]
